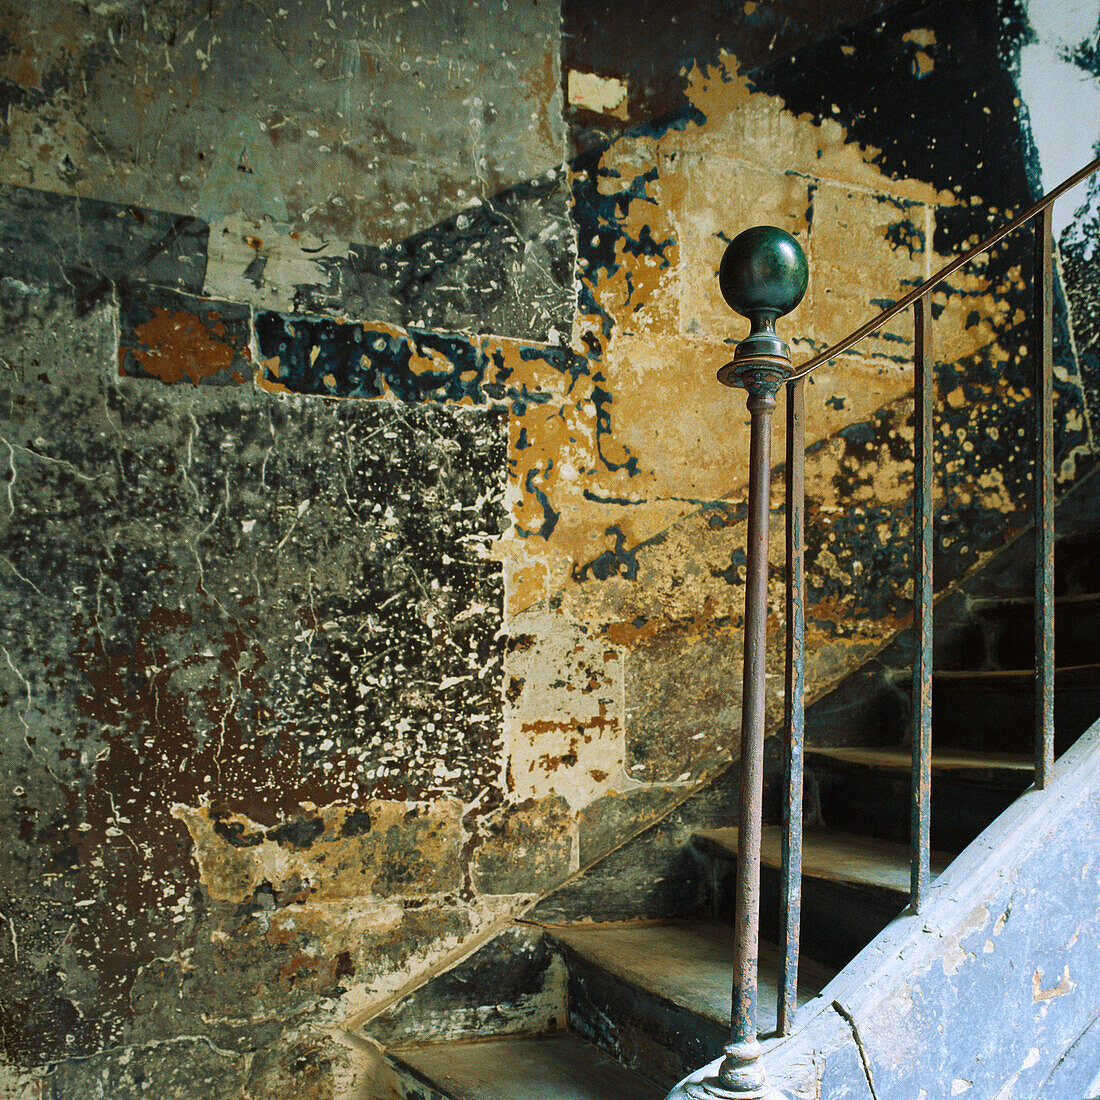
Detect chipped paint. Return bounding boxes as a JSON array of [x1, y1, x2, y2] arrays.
[[568, 71, 629, 117], [2, 0, 1100, 1092], [1032, 964, 1074, 1002]]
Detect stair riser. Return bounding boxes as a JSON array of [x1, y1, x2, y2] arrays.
[[563, 949, 719, 1089], [930, 682, 1100, 753], [809, 767, 1024, 852], [1052, 537, 1100, 595], [710, 856, 905, 972], [973, 603, 1100, 669]]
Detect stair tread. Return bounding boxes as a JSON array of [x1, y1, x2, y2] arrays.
[[806, 745, 1033, 773], [932, 663, 1100, 682], [391, 1032, 665, 1100], [543, 920, 833, 1030], [969, 591, 1100, 611], [693, 826, 951, 895]]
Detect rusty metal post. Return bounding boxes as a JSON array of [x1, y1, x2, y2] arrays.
[[778, 377, 805, 1035], [1034, 205, 1055, 787], [681, 227, 807, 1100], [911, 294, 934, 912]]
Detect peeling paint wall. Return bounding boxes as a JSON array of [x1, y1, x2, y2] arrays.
[[1, 0, 1099, 1094]]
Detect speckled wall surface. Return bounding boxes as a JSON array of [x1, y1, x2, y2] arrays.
[[0, 0, 1098, 1095]]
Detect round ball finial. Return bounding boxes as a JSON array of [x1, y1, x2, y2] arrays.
[[718, 226, 808, 321]]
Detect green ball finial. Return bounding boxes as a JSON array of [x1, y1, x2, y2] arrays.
[[719, 226, 808, 321], [716, 227, 808, 386]]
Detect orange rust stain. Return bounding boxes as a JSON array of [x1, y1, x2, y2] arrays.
[[603, 598, 720, 647], [124, 307, 245, 385], [807, 594, 848, 625], [266, 920, 300, 947], [279, 953, 322, 981], [1033, 966, 1073, 1002], [521, 713, 617, 736], [256, 359, 292, 394], [13, 56, 39, 87]]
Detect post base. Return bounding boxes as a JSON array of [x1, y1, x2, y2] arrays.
[[665, 1041, 793, 1100], [668, 1079, 791, 1100]]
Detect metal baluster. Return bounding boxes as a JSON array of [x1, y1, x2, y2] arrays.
[[680, 227, 806, 1100], [1035, 206, 1055, 787], [911, 295, 933, 912], [778, 378, 805, 1036]]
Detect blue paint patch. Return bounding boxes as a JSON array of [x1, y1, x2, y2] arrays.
[[592, 376, 640, 476], [713, 547, 749, 586], [572, 526, 641, 582], [885, 218, 925, 261], [517, 468, 561, 540], [255, 312, 488, 402], [839, 421, 876, 444], [572, 151, 672, 339], [626, 103, 707, 142], [583, 490, 646, 506]]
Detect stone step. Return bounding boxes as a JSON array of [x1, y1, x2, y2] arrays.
[[960, 591, 1100, 670], [806, 745, 1032, 851], [692, 826, 950, 971], [543, 921, 832, 1084], [969, 531, 1100, 599], [1052, 531, 1100, 595], [388, 1032, 666, 1100], [928, 664, 1100, 753]]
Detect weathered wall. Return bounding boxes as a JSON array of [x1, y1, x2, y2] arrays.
[[1, 0, 1098, 1095]]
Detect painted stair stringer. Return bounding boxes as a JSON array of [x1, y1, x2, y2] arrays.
[[667, 716, 1100, 1100]]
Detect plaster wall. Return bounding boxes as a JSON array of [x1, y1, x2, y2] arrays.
[[760, 718, 1100, 1100], [0, 0, 1098, 1094]]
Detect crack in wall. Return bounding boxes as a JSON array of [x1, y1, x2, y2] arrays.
[[832, 1000, 881, 1100]]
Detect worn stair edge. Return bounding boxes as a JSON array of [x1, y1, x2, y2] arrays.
[[693, 825, 950, 895], [543, 920, 832, 1031], [542, 921, 833, 1085], [806, 744, 1033, 776], [388, 1032, 666, 1100], [931, 662, 1100, 682], [969, 591, 1100, 611]]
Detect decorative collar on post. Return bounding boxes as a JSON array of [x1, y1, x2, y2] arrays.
[[667, 224, 808, 1100], [716, 226, 808, 392]]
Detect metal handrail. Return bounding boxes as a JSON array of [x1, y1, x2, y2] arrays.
[[786, 155, 1100, 381], [672, 158, 1099, 1100]]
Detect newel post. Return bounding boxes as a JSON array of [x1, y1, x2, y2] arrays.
[[682, 227, 807, 1100]]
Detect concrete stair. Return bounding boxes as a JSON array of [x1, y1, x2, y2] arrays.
[[390, 1033, 667, 1100], [373, 511, 1100, 1098]]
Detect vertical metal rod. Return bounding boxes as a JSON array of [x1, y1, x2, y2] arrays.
[[778, 378, 805, 1036], [698, 372, 783, 1100], [689, 223, 807, 1100], [911, 295, 933, 912], [1035, 206, 1055, 787]]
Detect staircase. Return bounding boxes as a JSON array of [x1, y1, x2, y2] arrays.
[[370, 494, 1100, 1099], [371, 164, 1100, 1098]]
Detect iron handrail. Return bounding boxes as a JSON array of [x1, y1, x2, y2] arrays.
[[786, 155, 1100, 381], [674, 158, 1098, 1100]]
